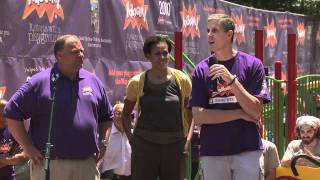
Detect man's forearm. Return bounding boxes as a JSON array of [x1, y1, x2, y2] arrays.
[[0, 153, 26, 166], [192, 108, 245, 125], [98, 121, 112, 141], [230, 79, 263, 119], [186, 120, 194, 141], [280, 154, 293, 167], [265, 169, 276, 180], [6, 118, 33, 150]]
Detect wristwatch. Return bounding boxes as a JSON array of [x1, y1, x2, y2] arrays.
[[99, 139, 108, 148]]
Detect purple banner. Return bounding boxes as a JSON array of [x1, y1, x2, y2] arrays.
[[0, 0, 319, 104]]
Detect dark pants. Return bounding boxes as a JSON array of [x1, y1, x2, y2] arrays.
[[101, 170, 131, 180], [112, 174, 131, 180], [131, 135, 185, 180]]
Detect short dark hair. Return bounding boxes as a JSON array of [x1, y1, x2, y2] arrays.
[[143, 35, 172, 57], [54, 35, 80, 59]]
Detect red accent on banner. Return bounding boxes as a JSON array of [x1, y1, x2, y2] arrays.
[[264, 19, 277, 47], [122, 0, 149, 30], [180, 5, 200, 39], [22, 1, 64, 23]]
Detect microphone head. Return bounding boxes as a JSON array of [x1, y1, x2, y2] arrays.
[[51, 73, 59, 83], [208, 56, 217, 67], [209, 56, 217, 92]]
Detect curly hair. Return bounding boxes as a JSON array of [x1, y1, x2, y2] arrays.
[[142, 34, 172, 57]]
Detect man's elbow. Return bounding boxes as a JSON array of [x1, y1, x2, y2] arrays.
[[192, 109, 203, 125], [252, 111, 262, 121], [192, 114, 201, 125], [250, 102, 263, 120], [193, 118, 202, 125]]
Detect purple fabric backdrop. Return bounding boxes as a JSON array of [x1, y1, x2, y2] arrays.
[[0, 0, 319, 104]]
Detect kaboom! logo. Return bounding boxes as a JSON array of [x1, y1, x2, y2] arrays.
[[264, 19, 277, 47], [180, 5, 200, 39], [232, 15, 245, 45], [316, 25, 320, 46], [297, 22, 305, 46], [22, 0, 64, 23], [122, 0, 149, 31]]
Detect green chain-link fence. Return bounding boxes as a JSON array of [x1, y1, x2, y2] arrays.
[[297, 74, 320, 117], [262, 74, 320, 160], [263, 77, 287, 158]]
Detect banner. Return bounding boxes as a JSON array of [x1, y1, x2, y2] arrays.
[[0, 0, 319, 104]]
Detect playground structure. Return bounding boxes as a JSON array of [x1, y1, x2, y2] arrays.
[[171, 30, 320, 179], [276, 155, 320, 180]]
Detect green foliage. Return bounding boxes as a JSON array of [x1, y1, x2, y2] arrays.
[[226, 0, 320, 17]]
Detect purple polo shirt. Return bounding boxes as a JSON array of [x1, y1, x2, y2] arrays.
[[189, 51, 270, 156], [0, 128, 18, 180], [4, 63, 113, 159]]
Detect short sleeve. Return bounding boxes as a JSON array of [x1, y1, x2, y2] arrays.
[[4, 81, 36, 121], [188, 64, 208, 108], [247, 59, 271, 104], [281, 140, 300, 164], [99, 86, 113, 123], [265, 142, 280, 170]]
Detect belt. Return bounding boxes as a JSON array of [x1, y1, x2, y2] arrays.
[[50, 155, 94, 160], [114, 174, 131, 180], [50, 155, 69, 160]]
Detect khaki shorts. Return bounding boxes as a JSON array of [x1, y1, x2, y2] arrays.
[[200, 150, 263, 180], [30, 157, 100, 180]]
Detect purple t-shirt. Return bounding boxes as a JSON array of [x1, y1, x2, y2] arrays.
[[189, 51, 270, 156], [0, 128, 18, 180], [4, 63, 113, 159]]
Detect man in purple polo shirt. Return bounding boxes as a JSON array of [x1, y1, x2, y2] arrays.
[[189, 14, 270, 180], [3, 35, 113, 180]]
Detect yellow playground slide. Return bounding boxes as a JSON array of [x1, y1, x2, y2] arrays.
[[276, 155, 320, 180]]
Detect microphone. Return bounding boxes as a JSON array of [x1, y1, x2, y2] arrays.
[[208, 56, 217, 91], [51, 73, 60, 83], [47, 72, 59, 180]]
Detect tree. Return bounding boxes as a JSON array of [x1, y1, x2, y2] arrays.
[[226, 0, 320, 17]]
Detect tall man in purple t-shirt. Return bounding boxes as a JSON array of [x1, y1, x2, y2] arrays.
[[189, 14, 270, 180], [3, 35, 113, 180]]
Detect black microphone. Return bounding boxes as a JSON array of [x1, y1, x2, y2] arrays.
[[46, 72, 60, 180], [50, 73, 59, 100], [208, 56, 217, 91], [51, 73, 59, 83]]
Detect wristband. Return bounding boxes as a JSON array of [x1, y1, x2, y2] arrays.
[[228, 75, 237, 86]]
